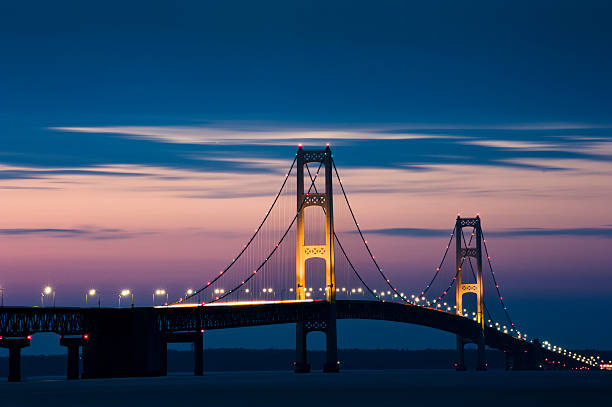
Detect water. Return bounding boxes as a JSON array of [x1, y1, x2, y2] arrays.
[[1, 369, 610, 407]]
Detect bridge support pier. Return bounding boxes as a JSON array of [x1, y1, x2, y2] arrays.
[[512, 351, 532, 370], [511, 340, 544, 370], [456, 335, 487, 371], [295, 304, 339, 373], [295, 321, 310, 373], [194, 331, 204, 376], [455, 336, 466, 370], [0, 337, 30, 382], [163, 331, 204, 376], [60, 336, 87, 380], [323, 305, 339, 373], [476, 334, 487, 370], [504, 351, 513, 370]]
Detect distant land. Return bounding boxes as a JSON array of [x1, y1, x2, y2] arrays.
[[2, 349, 611, 377]]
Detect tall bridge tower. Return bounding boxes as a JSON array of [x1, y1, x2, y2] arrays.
[[294, 145, 338, 373], [295, 145, 336, 301], [455, 215, 487, 370]]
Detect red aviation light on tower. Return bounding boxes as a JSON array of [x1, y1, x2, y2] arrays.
[[326, 143, 330, 147], [298, 143, 303, 148]]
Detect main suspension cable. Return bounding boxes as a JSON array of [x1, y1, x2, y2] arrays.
[[177, 155, 297, 303], [434, 229, 474, 303], [331, 158, 410, 304], [482, 231, 517, 330], [304, 163, 380, 301], [208, 161, 324, 303], [461, 231, 493, 322], [421, 230, 455, 296]]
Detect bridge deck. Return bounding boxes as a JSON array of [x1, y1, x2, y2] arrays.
[[0, 301, 593, 369]]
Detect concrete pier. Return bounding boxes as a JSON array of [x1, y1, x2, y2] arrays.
[[163, 331, 204, 376], [294, 320, 310, 373], [60, 335, 87, 380], [0, 336, 31, 382]]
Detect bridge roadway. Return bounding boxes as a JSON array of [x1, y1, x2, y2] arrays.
[[0, 300, 592, 380]]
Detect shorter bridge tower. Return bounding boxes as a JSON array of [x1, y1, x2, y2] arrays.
[[294, 145, 338, 373], [455, 215, 487, 370]]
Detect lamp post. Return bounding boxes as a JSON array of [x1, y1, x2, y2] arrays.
[[213, 288, 225, 300], [118, 289, 133, 308], [185, 288, 194, 303], [153, 289, 168, 306], [41, 286, 55, 308], [86, 289, 100, 307]]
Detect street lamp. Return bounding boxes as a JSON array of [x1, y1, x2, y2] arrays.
[[118, 289, 133, 308], [41, 286, 55, 307], [153, 289, 168, 306], [86, 289, 100, 307]]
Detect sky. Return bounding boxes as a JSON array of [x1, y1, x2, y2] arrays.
[[1, 1, 612, 355]]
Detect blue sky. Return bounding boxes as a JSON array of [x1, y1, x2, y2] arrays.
[[2, 0, 611, 126], [1, 1, 612, 356]]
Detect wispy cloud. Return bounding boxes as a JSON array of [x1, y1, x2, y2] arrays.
[[0, 168, 152, 180], [460, 140, 560, 150], [0, 227, 152, 240], [360, 227, 612, 238], [0, 122, 607, 184], [492, 227, 612, 238], [0, 185, 61, 190], [50, 125, 444, 145], [383, 123, 612, 131], [357, 227, 452, 237], [49, 122, 612, 146]]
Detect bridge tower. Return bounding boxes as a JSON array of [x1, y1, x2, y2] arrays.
[[294, 145, 338, 373], [455, 215, 487, 370]]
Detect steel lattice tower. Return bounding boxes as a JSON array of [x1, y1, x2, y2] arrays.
[[294, 145, 338, 373], [295, 146, 336, 302], [455, 215, 487, 370]]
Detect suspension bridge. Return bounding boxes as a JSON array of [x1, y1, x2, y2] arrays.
[[0, 146, 601, 381]]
